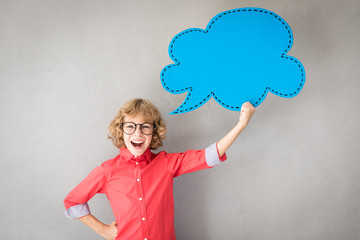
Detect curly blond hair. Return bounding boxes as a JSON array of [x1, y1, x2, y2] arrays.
[[108, 98, 166, 150]]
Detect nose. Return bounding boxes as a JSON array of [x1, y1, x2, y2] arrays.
[[133, 125, 143, 136]]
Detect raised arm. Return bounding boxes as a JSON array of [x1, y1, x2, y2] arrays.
[[217, 102, 256, 157]]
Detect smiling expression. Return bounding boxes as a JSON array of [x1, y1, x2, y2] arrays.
[[122, 115, 153, 157]]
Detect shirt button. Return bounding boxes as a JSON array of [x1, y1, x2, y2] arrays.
[[137, 178, 140, 182], [142, 217, 146, 221], [136, 162, 139, 165], [139, 197, 142, 201], [144, 238, 147, 240]]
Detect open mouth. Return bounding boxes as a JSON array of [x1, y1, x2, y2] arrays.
[[131, 140, 144, 149]]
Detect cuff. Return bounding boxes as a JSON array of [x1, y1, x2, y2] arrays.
[[63, 203, 91, 219], [205, 142, 227, 167]]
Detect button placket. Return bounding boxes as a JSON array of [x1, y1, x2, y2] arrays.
[[135, 161, 150, 239]]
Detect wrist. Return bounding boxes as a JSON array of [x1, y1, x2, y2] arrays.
[[95, 223, 108, 235], [236, 120, 247, 130]]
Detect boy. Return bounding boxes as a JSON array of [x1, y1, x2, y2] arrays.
[[64, 98, 255, 240]]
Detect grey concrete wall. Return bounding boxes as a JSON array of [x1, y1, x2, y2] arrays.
[[1, 0, 359, 239]]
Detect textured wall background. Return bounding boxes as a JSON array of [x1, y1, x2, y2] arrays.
[[1, 0, 359, 239]]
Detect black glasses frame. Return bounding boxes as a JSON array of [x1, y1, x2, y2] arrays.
[[120, 122, 156, 135]]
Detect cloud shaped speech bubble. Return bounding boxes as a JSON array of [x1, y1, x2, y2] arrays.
[[161, 8, 305, 114]]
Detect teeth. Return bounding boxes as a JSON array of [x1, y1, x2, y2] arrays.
[[131, 141, 144, 144]]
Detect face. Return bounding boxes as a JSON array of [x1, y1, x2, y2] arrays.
[[122, 115, 153, 157]]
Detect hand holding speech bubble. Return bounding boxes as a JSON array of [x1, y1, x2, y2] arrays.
[[161, 8, 305, 114]]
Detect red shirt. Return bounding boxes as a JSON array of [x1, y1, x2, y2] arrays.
[[64, 143, 226, 240]]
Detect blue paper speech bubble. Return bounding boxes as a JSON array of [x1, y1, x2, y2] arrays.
[[161, 8, 305, 114]]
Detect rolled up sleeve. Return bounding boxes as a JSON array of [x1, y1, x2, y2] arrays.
[[63, 203, 90, 219], [205, 142, 227, 167]]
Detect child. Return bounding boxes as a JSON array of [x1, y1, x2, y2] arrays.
[[64, 98, 255, 240]]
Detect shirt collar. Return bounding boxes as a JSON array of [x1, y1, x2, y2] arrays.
[[119, 147, 152, 163]]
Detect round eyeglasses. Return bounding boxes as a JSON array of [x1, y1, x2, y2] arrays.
[[120, 122, 156, 135]]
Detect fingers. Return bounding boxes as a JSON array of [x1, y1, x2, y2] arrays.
[[109, 221, 117, 227], [240, 102, 255, 114], [239, 102, 255, 125], [242, 101, 255, 110], [107, 221, 118, 239]]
